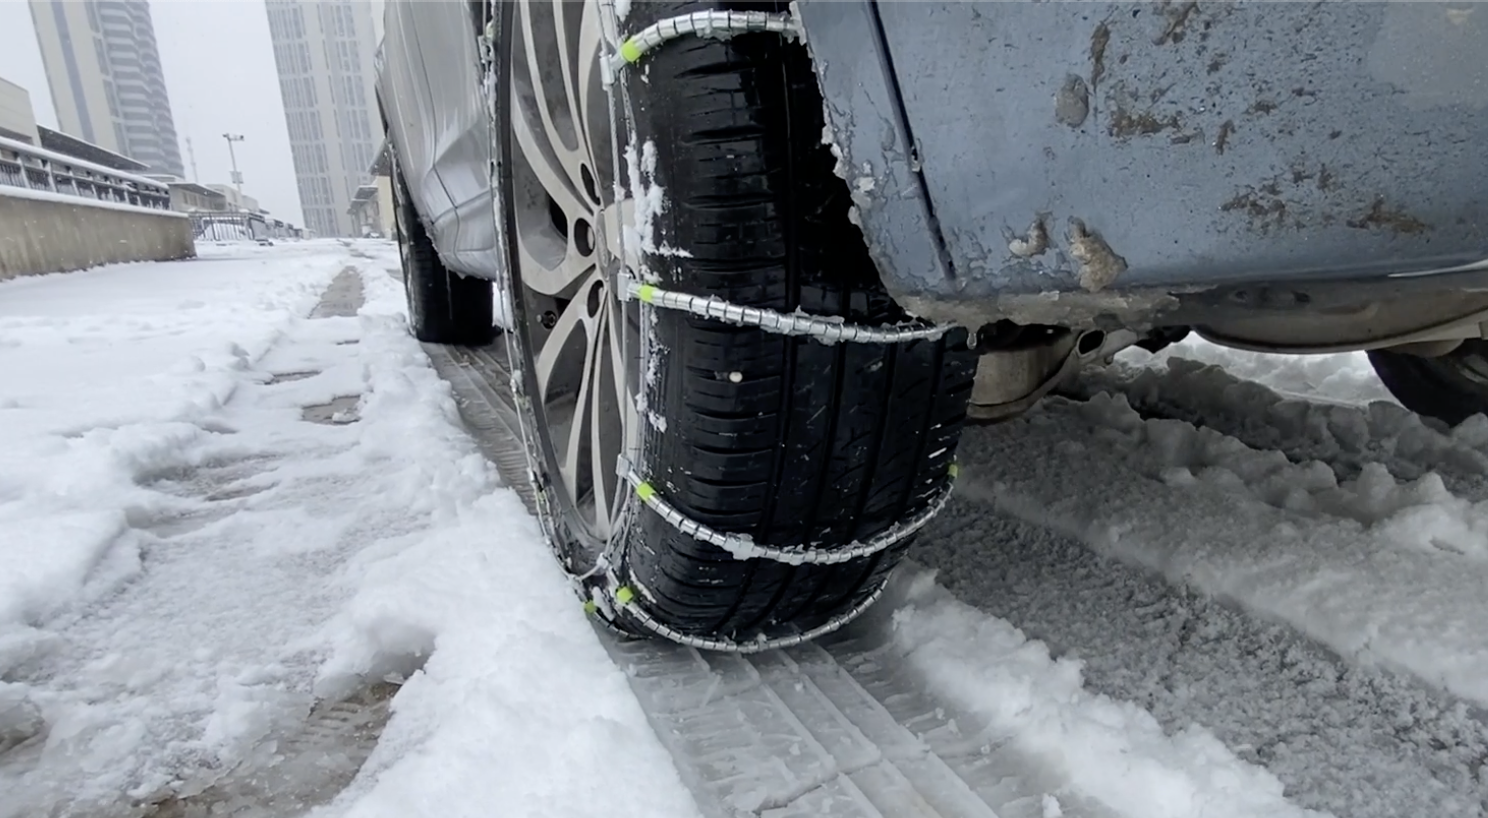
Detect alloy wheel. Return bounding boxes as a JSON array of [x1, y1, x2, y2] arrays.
[[502, 0, 636, 551]]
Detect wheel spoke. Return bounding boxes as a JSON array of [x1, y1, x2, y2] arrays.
[[575, 2, 608, 157], [560, 327, 597, 508], [515, 218, 592, 298], [590, 308, 618, 536], [514, 0, 590, 216], [606, 296, 635, 448], [511, 98, 592, 226], [549, 0, 585, 151]]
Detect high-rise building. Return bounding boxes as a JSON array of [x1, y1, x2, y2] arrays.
[[264, 0, 382, 238], [28, 0, 184, 176]]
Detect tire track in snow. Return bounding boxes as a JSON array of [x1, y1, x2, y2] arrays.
[[428, 337, 1319, 818], [931, 406, 1488, 818], [428, 338, 1113, 818], [600, 622, 1132, 818], [145, 683, 398, 818]]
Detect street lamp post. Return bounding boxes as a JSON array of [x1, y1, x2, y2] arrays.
[[222, 133, 245, 200]]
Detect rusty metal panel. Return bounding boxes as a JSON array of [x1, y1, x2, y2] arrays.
[[806, 1, 1488, 316], [796, 0, 955, 298]]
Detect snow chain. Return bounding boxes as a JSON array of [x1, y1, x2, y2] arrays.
[[618, 275, 951, 344], [607, 10, 803, 74], [592, 576, 891, 654], [619, 457, 956, 566], [572, 3, 960, 653]]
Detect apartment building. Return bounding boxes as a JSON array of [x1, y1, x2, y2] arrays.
[[28, 0, 184, 176], [264, 0, 382, 238]]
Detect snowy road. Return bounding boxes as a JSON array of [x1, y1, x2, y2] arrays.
[[4, 243, 1488, 817]]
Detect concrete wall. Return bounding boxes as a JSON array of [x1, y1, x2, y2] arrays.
[[0, 191, 195, 280]]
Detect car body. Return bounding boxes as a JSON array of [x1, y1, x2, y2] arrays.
[[376, 0, 498, 280]]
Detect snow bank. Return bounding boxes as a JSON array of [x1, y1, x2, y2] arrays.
[[306, 264, 698, 818], [1071, 392, 1488, 557], [1075, 354, 1488, 488], [887, 566, 1326, 818]]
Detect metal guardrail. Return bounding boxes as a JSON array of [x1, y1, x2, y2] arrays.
[[0, 134, 172, 211]]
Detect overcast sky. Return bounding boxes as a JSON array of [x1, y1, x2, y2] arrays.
[[0, 0, 306, 226]]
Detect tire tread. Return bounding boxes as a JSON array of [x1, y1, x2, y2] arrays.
[[616, 1, 976, 641]]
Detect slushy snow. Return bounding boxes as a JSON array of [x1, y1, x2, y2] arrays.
[[887, 566, 1326, 818], [0, 242, 697, 818]]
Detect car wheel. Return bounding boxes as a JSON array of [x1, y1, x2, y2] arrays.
[[390, 154, 496, 345], [495, 0, 976, 646], [1368, 340, 1488, 426]]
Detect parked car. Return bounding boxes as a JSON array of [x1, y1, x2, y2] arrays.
[[376, 0, 1488, 649]]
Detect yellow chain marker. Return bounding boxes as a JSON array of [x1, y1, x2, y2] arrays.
[[615, 586, 636, 605], [583, 599, 598, 615], [636, 284, 657, 303], [948, 463, 959, 478], [635, 481, 656, 501], [619, 38, 644, 64]]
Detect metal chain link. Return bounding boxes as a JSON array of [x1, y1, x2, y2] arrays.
[[608, 10, 802, 72], [592, 573, 890, 654], [619, 275, 953, 344], [620, 458, 956, 566]]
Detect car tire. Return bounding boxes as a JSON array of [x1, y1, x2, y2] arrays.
[[1368, 341, 1488, 426], [496, 0, 975, 645], [390, 156, 496, 346]]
